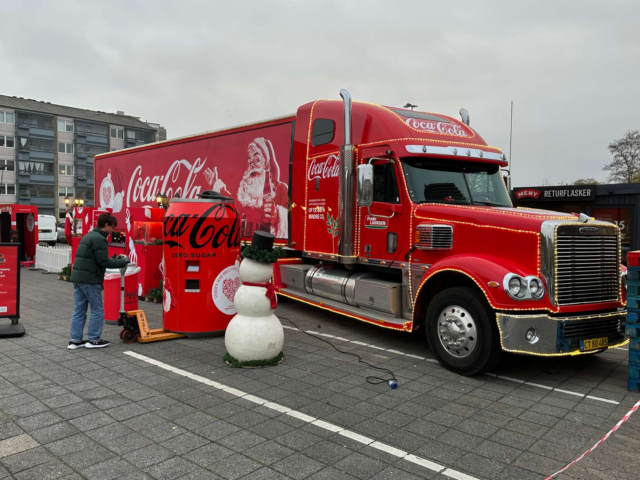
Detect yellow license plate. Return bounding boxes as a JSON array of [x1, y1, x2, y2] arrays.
[[581, 337, 608, 351]]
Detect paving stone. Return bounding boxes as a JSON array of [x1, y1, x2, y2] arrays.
[[69, 411, 116, 431], [242, 467, 290, 480], [15, 412, 62, 432], [160, 431, 209, 455], [307, 466, 359, 479], [60, 443, 116, 470], [0, 446, 54, 474], [302, 440, 353, 465], [82, 456, 136, 480], [208, 453, 261, 480], [271, 452, 325, 479], [28, 422, 79, 444], [219, 430, 267, 453], [334, 452, 386, 480], [0, 434, 39, 459], [490, 429, 537, 450], [122, 444, 175, 469], [183, 443, 235, 468], [14, 459, 78, 480], [245, 440, 295, 465], [0, 423, 24, 442], [195, 420, 240, 441], [474, 439, 522, 464], [275, 429, 322, 450], [144, 456, 198, 480]]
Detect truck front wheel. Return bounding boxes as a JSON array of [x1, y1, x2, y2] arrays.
[[425, 287, 501, 376]]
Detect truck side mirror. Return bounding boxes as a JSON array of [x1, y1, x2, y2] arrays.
[[357, 164, 374, 207]]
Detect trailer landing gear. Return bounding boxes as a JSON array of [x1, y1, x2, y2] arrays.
[[118, 310, 185, 344]]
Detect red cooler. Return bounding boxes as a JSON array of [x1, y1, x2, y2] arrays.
[[162, 193, 241, 335], [104, 265, 139, 324]]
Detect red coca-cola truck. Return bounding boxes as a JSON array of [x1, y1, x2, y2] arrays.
[[94, 90, 627, 375]]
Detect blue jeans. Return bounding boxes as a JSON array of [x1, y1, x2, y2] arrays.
[[70, 283, 104, 343]]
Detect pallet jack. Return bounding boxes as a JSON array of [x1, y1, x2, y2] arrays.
[[116, 262, 185, 344]]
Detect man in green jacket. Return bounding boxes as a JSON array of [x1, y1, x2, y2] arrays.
[[69, 213, 129, 349]]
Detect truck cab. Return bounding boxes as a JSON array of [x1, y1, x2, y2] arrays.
[[276, 91, 626, 375]]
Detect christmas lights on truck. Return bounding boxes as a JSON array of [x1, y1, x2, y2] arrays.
[[94, 90, 627, 375]]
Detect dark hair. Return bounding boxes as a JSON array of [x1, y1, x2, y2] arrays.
[[97, 213, 118, 228]]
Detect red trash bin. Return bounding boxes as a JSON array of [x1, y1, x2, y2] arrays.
[[104, 265, 139, 324]]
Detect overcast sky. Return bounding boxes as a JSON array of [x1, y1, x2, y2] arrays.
[[2, 0, 638, 187]]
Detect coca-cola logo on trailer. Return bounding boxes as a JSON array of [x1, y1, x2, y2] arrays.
[[164, 204, 241, 250], [127, 158, 206, 208], [405, 118, 469, 137], [308, 154, 340, 182]]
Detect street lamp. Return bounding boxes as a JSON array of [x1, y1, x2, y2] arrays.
[[155, 192, 169, 209], [64, 197, 71, 208], [74, 198, 84, 207]]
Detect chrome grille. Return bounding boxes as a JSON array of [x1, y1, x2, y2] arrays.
[[561, 315, 624, 340], [416, 224, 453, 250], [554, 226, 620, 306]]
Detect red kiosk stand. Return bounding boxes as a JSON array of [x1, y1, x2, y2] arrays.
[[0, 243, 24, 338], [124, 207, 164, 298], [0, 204, 38, 267], [70, 207, 110, 264]]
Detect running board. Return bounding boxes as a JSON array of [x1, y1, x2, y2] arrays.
[[278, 288, 408, 329]]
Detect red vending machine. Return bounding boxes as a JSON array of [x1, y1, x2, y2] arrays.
[[124, 207, 164, 298], [0, 204, 38, 266], [71, 207, 110, 264], [162, 193, 241, 336]]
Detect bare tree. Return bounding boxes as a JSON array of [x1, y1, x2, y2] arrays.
[[604, 130, 640, 183], [573, 178, 599, 185]]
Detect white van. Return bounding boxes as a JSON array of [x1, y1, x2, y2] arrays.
[[38, 215, 57, 246]]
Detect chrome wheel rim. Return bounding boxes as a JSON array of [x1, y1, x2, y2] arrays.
[[437, 305, 477, 359]]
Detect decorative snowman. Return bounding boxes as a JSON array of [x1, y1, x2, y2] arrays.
[[224, 231, 284, 365]]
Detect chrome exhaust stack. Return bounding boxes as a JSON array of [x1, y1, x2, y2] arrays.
[[338, 89, 356, 264]]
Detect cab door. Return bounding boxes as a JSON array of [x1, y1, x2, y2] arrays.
[[358, 160, 404, 263]]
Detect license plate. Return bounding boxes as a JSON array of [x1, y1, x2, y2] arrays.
[[580, 337, 608, 351]]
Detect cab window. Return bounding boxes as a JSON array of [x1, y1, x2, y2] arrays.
[[373, 163, 400, 203]]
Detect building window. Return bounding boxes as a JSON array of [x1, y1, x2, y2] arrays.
[[57, 120, 74, 132], [0, 159, 15, 171], [76, 123, 108, 136], [0, 184, 16, 195], [58, 186, 75, 197], [76, 144, 107, 156], [17, 112, 53, 129], [58, 142, 74, 154], [0, 136, 15, 148], [59, 165, 75, 176], [19, 161, 55, 175], [126, 129, 155, 143], [19, 184, 55, 198], [19, 137, 53, 152], [110, 127, 124, 139], [0, 111, 15, 124]]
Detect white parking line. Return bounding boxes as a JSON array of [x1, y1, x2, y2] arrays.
[[281, 325, 621, 405], [124, 351, 479, 480]]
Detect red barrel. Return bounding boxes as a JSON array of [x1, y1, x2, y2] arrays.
[[162, 196, 241, 335], [104, 265, 139, 324]]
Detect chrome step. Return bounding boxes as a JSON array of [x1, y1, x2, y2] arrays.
[[278, 288, 407, 327]]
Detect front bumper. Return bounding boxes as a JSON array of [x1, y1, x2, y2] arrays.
[[497, 311, 627, 356]]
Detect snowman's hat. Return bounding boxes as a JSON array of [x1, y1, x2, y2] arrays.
[[242, 231, 282, 263], [251, 231, 274, 252]]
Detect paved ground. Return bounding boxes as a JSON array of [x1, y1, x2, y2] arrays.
[[1, 268, 640, 480]]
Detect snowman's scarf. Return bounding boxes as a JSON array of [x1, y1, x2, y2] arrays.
[[242, 281, 277, 310]]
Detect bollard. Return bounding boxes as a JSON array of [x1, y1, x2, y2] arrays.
[[627, 251, 640, 392]]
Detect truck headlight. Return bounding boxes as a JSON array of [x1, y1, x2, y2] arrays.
[[529, 278, 544, 298], [504, 273, 545, 300], [508, 276, 524, 297]]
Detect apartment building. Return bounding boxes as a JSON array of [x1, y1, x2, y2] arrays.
[[0, 95, 164, 219]]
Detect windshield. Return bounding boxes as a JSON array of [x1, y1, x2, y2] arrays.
[[401, 158, 512, 207]]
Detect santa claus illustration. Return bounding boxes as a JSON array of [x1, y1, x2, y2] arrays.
[[236, 137, 288, 238]]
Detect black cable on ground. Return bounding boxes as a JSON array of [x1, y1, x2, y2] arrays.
[[280, 316, 398, 389]]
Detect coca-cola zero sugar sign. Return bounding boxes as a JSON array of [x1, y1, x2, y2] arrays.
[[95, 123, 292, 240]]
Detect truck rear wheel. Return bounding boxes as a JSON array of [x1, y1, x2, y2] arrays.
[[426, 287, 500, 376]]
